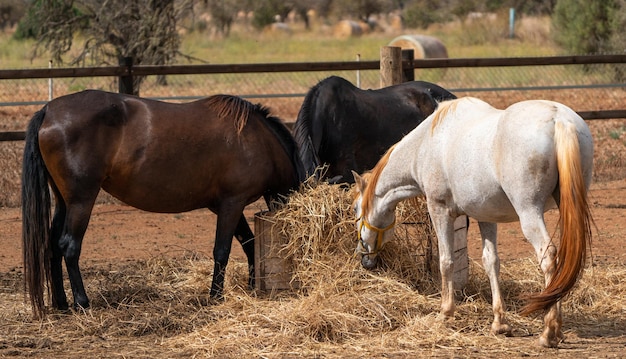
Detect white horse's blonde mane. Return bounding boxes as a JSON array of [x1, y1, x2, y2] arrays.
[[358, 144, 397, 217], [430, 99, 460, 134]]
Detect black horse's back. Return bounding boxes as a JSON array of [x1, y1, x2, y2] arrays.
[[293, 76, 456, 183]]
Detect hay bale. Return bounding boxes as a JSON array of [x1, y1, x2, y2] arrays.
[[333, 20, 364, 38], [388, 34, 448, 59], [389, 14, 403, 32], [254, 210, 300, 291], [256, 180, 437, 295]]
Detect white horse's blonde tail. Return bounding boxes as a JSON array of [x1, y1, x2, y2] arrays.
[[521, 119, 593, 315]]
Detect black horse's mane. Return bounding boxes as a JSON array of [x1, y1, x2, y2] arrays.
[[293, 76, 347, 177]]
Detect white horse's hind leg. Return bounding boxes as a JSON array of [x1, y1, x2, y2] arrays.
[[518, 211, 564, 348], [478, 221, 512, 336]]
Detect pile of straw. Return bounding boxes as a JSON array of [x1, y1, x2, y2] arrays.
[[266, 179, 436, 295]]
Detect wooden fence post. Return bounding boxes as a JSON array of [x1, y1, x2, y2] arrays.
[[118, 57, 135, 95], [428, 216, 469, 291], [380, 46, 402, 87]]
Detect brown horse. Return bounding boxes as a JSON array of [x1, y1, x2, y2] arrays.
[[22, 90, 305, 317]]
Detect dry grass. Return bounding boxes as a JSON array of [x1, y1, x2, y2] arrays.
[[1, 181, 625, 358]]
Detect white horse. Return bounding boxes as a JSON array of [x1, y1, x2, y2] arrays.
[[352, 97, 594, 348]]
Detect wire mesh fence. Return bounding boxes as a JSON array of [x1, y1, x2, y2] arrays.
[[2, 62, 624, 127]]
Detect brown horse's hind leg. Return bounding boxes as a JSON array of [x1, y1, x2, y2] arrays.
[[234, 214, 255, 290], [58, 198, 98, 310], [49, 196, 69, 310]]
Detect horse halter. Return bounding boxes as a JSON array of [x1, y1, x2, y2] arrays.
[[357, 216, 396, 255]]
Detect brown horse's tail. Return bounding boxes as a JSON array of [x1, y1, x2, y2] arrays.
[[520, 120, 593, 315], [22, 107, 52, 318]]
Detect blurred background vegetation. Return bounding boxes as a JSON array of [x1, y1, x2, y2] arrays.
[[0, 0, 624, 69]]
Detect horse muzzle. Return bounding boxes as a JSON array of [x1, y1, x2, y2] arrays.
[[355, 240, 379, 269], [355, 216, 395, 270], [360, 253, 379, 269]]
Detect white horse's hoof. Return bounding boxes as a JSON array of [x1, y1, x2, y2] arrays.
[[491, 322, 512, 336], [538, 334, 560, 348]]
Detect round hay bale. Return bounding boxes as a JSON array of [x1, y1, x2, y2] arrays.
[[389, 14, 403, 32], [306, 9, 319, 30], [388, 34, 448, 59], [333, 20, 364, 38], [359, 20, 372, 34]]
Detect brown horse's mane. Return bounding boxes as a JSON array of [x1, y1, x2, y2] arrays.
[[429, 98, 460, 134], [359, 143, 397, 217], [207, 94, 269, 134]]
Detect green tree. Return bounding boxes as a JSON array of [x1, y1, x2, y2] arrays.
[[251, 0, 293, 30], [332, 0, 393, 22], [16, 0, 195, 93], [0, 0, 28, 31], [402, 0, 447, 29], [203, 0, 255, 36], [552, 0, 617, 54], [552, 0, 624, 80]]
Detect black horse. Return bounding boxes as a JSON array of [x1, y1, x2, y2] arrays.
[[22, 91, 305, 317], [293, 76, 456, 183]]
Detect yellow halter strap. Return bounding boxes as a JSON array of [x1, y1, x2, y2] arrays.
[[357, 217, 396, 255]]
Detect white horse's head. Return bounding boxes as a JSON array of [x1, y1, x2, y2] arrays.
[[352, 171, 396, 269]]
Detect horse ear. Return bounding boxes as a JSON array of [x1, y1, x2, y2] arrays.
[[352, 170, 365, 192], [415, 92, 438, 117]]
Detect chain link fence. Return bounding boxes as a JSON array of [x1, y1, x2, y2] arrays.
[[2, 62, 624, 124]]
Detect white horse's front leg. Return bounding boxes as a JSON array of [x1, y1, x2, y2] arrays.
[[429, 207, 456, 319], [478, 221, 512, 336]]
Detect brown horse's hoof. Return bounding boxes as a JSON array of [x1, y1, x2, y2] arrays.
[[72, 302, 90, 312], [193, 294, 224, 306]]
